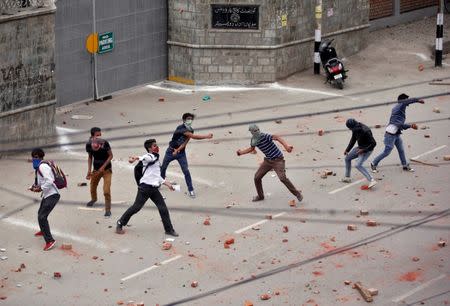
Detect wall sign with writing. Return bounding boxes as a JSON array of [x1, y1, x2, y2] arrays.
[[211, 5, 259, 30]]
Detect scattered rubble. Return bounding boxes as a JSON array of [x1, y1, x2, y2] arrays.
[[203, 218, 211, 226], [260, 293, 271, 300], [265, 215, 273, 220], [318, 129, 324, 136], [412, 257, 420, 262], [432, 107, 441, 113], [162, 242, 172, 250], [366, 220, 377, 227], [374, 124, 381, 128], [418, 64, 424, 71], [344, 280, 352, 285], [438, 240, 446, 247], [275, 119, 282, 124], [353, 282, 374, 302], [61, 243, 72, 250], [360, 209, 369, 216], [244, 301, 254, 306], [190, 281, 198, 288], [347, 224, 357, 231], [443, 155, 450, 161], [282, 226, 289, 233], [53, 272, 62, 278], [77, 182, 87, 187], [367, 288, 378, 296], [424, 134, 431, 138], [158, 97, 165, 102]]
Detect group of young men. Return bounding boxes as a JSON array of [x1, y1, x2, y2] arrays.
[[29, 93, 423, 251]]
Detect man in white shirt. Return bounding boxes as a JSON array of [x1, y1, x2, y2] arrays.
[[116, 139, 178, 237], [30, 148, 60, 251]]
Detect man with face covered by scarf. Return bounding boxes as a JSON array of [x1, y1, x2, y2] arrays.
[[237, 124, 303, 202], [160, 113, 213, 198]]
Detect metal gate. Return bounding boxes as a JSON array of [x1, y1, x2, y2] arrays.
[[55, 0, 167, 106]]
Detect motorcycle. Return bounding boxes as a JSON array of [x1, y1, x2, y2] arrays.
[[318, 39, 347, 89]]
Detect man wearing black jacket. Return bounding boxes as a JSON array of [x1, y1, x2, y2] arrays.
[[342, 119, 377, 188]]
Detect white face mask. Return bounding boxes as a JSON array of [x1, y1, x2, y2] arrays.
[[185, 119, 193, 126]]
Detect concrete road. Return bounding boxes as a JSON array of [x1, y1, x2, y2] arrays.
[[0, 16, 449, 306]]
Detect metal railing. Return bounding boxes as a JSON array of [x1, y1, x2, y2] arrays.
[[0, 0, 54, 14]]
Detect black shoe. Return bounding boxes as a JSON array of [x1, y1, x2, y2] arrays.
[[165, 230, 179, 237], [403, 165, 415, 172], [370, 162, 378, 173], [115, 221, 124, 234], [104, 211, 111, 218], [86, 200, 96, 207]]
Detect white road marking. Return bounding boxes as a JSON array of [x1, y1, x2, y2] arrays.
[[77, 207, 104, 211], [234, 212, 287, 234], [328, 178, 365, 195], [391, 274, 447, 303], [121, 254, 183, 282], [411, 145, 447, 160], [2, 217, 108, 249]]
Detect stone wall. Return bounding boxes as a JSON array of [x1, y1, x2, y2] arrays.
[[168, 0, 369, 85], [0, 7, 56, 154]]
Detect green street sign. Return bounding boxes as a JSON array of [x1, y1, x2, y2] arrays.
[[98, 32, 114, 54]]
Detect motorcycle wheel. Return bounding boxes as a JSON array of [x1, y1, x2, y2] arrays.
[[335, 78, 344, 90]]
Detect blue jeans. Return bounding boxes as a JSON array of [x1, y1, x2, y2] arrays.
[[345, 148, 373, 181], [372, 133, 407, 167], [160, 148, 194, 192]]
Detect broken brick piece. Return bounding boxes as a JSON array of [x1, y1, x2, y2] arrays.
[[443, 155, 450, 161], [0, 296, 7, 300], [53, 272, 61, 278], [375, 124, 381, 128], [203, 219, 211, 226], [412, 256, 420, 262], [282, 239, 288, 243], [260, 293, 271, 300], [318, 129, 324, 136], [61, 243, 72, 250], [158, 97, 165, 102], [288, 200, 296, 207], [37, 285, 43, 290], [353, 282, 374, 302], [20, 263, 26, 269], [367, 288, 378, 296], [92, 256, 99, 260], [117, 301, 124, 305], [244, 301, 254, 306], [424, 134, 431, 138], [224, 243, 230, 249], [225, 238, 235, 245], [347, 224, 357, 231], [282, 226, 289, 233], [366, 220, 377, 227], [77, 182, 87, 187], [136, 303, 144, 306], [265, 215, 273, 220], [360, 209, 369, 216], [438, 240, 447, 247], [162, 242, 172, 250], [191, 281, 198, 288], [344, 280, 351, 285]]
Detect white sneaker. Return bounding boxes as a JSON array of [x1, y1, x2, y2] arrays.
[[340, 177, 352, 183], [368, 179, 377, 189], [189, 190, 196, 198]]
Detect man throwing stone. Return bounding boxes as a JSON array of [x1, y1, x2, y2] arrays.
[[236, 124, 303, 202]]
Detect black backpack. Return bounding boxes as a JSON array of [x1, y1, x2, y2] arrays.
[[133, 154, 159, 185]]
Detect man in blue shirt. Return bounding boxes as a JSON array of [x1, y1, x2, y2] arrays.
[[160, 113, 213, 198], [236, 124, 303, 202], [371, 94, 424, 173]]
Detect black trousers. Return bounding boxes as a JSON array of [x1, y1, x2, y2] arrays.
[[38, 194, 60, 243], [118, 184, 174, 232]]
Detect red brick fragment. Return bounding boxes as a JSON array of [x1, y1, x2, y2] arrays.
[[224, 243, 230, 249], [288, 200, 296, 207], [412, 257, 420, 262], [344, 280, 351, 285], [158, 97, 165, 102], [282, 226, 289, 233], [265, 215, 273, 220], [244, 301, 254, 306], [438, 240, 447, 247], [117, 301, 124, 305], [225, 238, 235, 245], [282, 239, 288, 243], [367, 288, 378, 296], [347, 224, 357, 231], [92, 256, 99, 260], [162, 242, 172, 250], [136, 303, 144, 306], [191, 281, 198, 288], [61, 243, 72, 250], [203, 219, 211, 226], [53, 272, 61, 278], [318, 129, 324, 136], [260, 293, 271, 300], [366, 220, 377, 227], [360, 209, 369, 216], [0, 296, 6, 300]]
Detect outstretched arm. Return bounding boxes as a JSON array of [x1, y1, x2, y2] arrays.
[[272, 135, 293, 152], [236, 147, 256, 156], [184, 131, 213, 140]]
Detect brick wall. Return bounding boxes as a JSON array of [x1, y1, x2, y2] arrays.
[[400, 0, 438, 13], [370, 0, 394, 20]]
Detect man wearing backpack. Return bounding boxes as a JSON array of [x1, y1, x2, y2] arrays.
[[160, 113, 213, 198], [86, 127, 113, 217], [30, 148, 61, 251], [116, 139, 178, 237]]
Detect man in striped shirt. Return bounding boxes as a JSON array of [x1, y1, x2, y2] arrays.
[[237, 124, 303, 202]]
